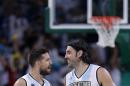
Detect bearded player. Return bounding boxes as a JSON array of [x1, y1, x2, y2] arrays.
[[64, 39, 115, 86], [14, 48, 52, 86]]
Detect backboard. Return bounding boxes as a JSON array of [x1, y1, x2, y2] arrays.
[[47, 0, 130, 31]]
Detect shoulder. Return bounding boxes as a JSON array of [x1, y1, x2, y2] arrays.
[[65, 69, 75, 82], [14, 78, 27, 86], [97, 67, 110, 78], [64, 69, 74, 86], [97, 67, 115, 86]]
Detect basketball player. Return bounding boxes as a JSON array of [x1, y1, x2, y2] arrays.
[[14, 48, 52, 86], [65, 39, 116, 86]]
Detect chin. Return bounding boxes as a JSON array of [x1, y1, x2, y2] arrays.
[[68, 64, 73, 68], [40, 70, 50, 76], [46, 69, 51, 74], [47, 71, 51, 74]]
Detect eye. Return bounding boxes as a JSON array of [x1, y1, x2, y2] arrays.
[[46, 58, 50, 61], [66, 51, 71, 54]]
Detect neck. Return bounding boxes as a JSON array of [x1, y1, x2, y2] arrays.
[[75, 61, 89, 78], [29, 67, 44, 85]]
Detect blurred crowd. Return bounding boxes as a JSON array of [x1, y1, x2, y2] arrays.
[[0, 0, 122, 86]]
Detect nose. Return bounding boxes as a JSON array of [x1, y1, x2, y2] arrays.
[[50, 60, 52, 65], [65, 54, 68, 59]]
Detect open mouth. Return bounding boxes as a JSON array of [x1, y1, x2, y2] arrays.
[[48, 65, 52, 69]]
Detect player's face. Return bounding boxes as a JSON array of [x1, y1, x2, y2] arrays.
[[65, 46, 78, 68], [38, 53, 52, 76]]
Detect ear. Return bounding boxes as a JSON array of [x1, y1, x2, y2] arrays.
[[77, 50, 83, 58], [35, 60, 41, 66]]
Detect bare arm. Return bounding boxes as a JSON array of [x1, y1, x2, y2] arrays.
[[14, 78, 27, 86], [97, 67, 116, 86]]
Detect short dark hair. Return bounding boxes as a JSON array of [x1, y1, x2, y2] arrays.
[[28, 48, 49, 67], [67, 39, 91, 64]]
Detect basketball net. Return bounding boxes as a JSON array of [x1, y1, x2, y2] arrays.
[[91, 16, 121, 47]]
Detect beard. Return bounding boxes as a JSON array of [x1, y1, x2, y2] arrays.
[[68, 62, 75, 69], [66, 59, 75, 69], [40, 66, 52, 76], [40, 70, 49, 76]]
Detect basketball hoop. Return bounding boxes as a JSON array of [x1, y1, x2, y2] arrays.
[[91, 16, 121, 47]]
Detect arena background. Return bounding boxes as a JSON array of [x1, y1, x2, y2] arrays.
[[0, 0, 130, 86]]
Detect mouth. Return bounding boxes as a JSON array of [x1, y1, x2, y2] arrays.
[[65, 59, 70, 65], [67, 60, 69, 63], [48, 65, 52, 69], [67, 59, 70, 63]]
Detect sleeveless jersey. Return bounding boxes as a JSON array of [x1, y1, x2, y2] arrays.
[[65, 64, 100, 86], [21, 73, 51, 86]]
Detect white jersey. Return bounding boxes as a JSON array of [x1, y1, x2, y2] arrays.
[[65, 64, 100, 86], [21, 73, 51, 86]]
